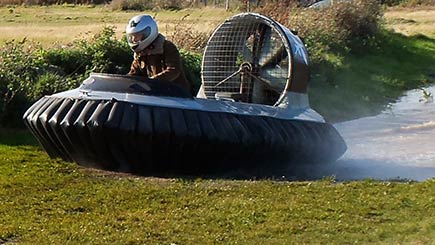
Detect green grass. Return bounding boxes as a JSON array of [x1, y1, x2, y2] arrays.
[[310, 31, 435, 122], [1, 6, 435, 243], [1, 131, 435, 244]]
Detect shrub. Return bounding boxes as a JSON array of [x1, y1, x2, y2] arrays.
[[0, 26, 203, 127], [380, 0, 435, 6], [31, 72, 78, 101], [108, 0, 248, 11], [180, 50, 202, 95], [35, 25, 199, 85], [399, 0, 435, 6], [0, 39, 43, 126], [381, 0, 404, 6], [256, 0, 383, 63], [0, 27, 131, 126], [109, 0, 154, 11], [73, 26, 132, 75], [167, 15, 210, 53], [0, 0, 108, 5], [41, 26, 132, 76], [109, 0, 186, 11], [332, 0, 383, 39], [41, 47, 86, 76]]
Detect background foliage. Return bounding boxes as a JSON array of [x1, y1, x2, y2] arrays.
[[0, 0, 433, 8], [0, 25, 204, 126], [0, 0, 433, 126], [257, 0, 383, 63]]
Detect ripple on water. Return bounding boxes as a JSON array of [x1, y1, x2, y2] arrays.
[[325, 86, 435, 181]]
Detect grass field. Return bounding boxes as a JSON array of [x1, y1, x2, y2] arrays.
[[0, 5, 233, 45], [1, 5, 435, 244], [1, 130, 435, 244], [384, 6, 435, 37]]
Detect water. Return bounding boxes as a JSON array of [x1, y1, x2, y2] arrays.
[[311, 86, 435, 181]]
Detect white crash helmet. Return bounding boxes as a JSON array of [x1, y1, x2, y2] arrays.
[[126, 14, 158, 53]]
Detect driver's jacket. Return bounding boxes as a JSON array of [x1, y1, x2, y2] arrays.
[[128, 34, 191, 93]]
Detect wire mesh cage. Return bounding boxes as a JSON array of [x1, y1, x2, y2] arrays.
[[201, 13, 292, 106]]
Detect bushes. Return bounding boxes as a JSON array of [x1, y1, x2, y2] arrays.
[[109, 0, 185, 11], [0, 27, 129, 126], [332, 0, 382, 39], [400, 0, 435, 7], [73, 27, 132, 74], [42, 26, 132, 76], [0, 0, 109, 5], [180, 50, 202, 95], [381, 0, 435, 6], [256, 0, 383, 63], [167, 15, 210, 54], [109, 0, 155, 11], [31, 73, 78, 100], [0, 1, 400, 126], [0, 39, 42, 126], [108, 0, 247, 11], [0, 26, 202, 127]]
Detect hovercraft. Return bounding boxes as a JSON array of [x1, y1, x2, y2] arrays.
[[23, 13, 347, 175]]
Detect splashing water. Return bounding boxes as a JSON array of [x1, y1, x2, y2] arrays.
[[317, 86, 435, 181]]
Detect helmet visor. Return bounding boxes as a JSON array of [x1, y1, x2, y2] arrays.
[[127, 27, 152, 45]]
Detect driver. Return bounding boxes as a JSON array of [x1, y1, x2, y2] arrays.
[[126, 14, 190, 93]]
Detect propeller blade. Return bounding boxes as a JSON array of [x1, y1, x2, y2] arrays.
[[255, 25, 288, 69], [255, 27, 273, 65], [259, 45, 287, 69], [246, 72, 283, 93], [258, 65, 289, 91]]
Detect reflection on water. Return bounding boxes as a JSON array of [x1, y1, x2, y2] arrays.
[[314, 86, 435, 181]]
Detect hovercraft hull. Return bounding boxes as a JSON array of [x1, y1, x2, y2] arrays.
[[23, 89, 346, 175]]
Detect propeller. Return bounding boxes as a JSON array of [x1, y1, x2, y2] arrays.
[[215, 24, 289, 96], [202, 13, 297, 106]]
